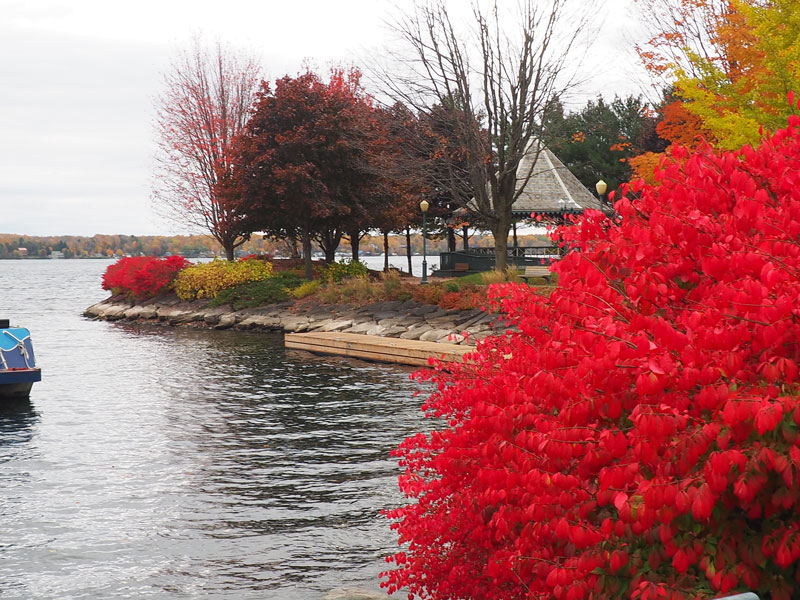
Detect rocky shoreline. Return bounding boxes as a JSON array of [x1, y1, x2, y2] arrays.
[[83, 295, 508, 346]]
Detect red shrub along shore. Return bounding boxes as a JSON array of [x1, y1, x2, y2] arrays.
[[102, 255, 190, 299], [383, 103, 800, 600]]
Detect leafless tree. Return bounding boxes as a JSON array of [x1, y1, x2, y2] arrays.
[[376, 0, 596, 270], [153, 37, 261, 260]]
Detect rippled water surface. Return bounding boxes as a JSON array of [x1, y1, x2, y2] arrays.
[[0, 260, 427, 599]]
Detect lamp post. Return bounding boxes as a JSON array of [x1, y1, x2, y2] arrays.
[[595, 179, 608, 211], [420, 199, 429, 284]]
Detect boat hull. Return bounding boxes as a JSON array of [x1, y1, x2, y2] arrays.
[[0, 369, 41, 400]]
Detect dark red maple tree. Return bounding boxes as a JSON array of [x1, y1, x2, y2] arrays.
[[231, 68, 378, 279], [384, 99, 800, 600]]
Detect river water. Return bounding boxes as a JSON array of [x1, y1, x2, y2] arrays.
[[0, 259, 429, 599]]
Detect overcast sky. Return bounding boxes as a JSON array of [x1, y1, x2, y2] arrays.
[[1, 0, 648, 237]]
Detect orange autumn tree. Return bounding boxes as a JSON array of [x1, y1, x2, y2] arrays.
[[630, 96, 715, 183], [634, 0, 800, 152]]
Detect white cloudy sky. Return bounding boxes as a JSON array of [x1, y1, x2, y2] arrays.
[[0, 0, 649, 237]]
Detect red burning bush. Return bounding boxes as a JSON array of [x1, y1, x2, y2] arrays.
[[384, 106, 800, 600], [102, 255, 190, 299]]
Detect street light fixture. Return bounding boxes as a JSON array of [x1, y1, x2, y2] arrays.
[[595, 179, 607, 208], [420, 199, 429, 284]]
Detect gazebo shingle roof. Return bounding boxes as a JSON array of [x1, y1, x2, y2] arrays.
[[511, 144, 601, 216]]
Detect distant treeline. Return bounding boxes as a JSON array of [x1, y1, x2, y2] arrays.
[[0, 232, 550, 259]]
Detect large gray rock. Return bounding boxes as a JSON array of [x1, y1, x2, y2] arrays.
[[366, 324, 386, 336], [373, 312, 401, 322], [170, 311, 202, 324], [101, 304, 129, 321], [202, 307, 234, 325], [459, 311, 494, 329], [347, 321, 377, 334], [123, 305, 146, 319], [400, 324, 433, 340], [320, 319, 354, 332], [419, 329, 453, 342], [238, 315, 282, 329], [214, 314, 238, 330], [381, 325, 408, 338], [280, 315, 310, 332], [441, 332, 466, 344]]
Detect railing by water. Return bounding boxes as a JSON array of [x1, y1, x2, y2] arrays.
[[437, 245, 562, 274]]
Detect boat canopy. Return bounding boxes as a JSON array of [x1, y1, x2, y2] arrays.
[[0, 328, 37, 370]]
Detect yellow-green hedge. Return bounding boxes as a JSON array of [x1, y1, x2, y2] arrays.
[[174, 259, 274, 299], [290, 280, 321, 299]]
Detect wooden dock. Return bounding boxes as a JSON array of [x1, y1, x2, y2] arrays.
[[284, 332, 472, 367]]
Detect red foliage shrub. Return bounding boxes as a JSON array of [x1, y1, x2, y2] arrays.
[[384, 107, 800, 600], [102, 255, 190, 299], [411, 283, 445, 306], [437, 289, 483, 311]]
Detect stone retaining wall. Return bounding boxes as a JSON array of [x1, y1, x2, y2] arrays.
[[83, 296, 507, 346]]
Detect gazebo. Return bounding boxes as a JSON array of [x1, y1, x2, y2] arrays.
[[437, 144, 601, 275]]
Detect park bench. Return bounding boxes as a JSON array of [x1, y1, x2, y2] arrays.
[[453, 262, 470, 273], [519, 265, 553, 283]]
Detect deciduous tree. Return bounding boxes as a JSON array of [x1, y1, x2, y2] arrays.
[[629, 89, 715, 182], [153, 38, 261, 260], [232, 68, 376, 279], [379, 0, 595, 271], [635, 0, 800, 149]]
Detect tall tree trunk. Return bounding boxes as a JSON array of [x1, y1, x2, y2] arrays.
[[462, 226, 469, 250], [447, 228, 456, 252], [406, 226, 413, 276], [349, 227, 361, 262], [302, 220, 313, 280], [223, 240, 235, 261], [383, 231, 390, 271], [492, 215, 512, 272], [316, 227, 341, 263], [288, 232, 300, 259]]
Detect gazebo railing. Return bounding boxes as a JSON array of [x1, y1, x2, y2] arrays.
[[445, 245, 562, 257], [437, 246, 562, 273]]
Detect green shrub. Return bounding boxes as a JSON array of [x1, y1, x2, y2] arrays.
[[443, 281, 460, 293], [211, 278, 292, 309], [323, 259, 368, 283], [174, 259, 273, 299]]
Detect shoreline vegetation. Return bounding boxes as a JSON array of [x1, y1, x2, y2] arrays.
[[86, 256, 558, 347]]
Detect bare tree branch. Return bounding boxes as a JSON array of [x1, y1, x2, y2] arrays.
[[152, 36, 261, 260], [372, 0, 596, 270]]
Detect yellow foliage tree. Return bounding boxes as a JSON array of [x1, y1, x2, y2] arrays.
[[636, 0, 800, 150]]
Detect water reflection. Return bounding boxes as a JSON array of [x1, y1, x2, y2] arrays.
[[0, 399, 39, 449], [0, 259, 428, 599], [142, 329, 424, 597]]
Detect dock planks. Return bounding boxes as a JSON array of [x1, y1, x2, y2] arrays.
[[284, 331, 471, 367]]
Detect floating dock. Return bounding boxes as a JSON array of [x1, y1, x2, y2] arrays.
[[284, 332, 471, 367]]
